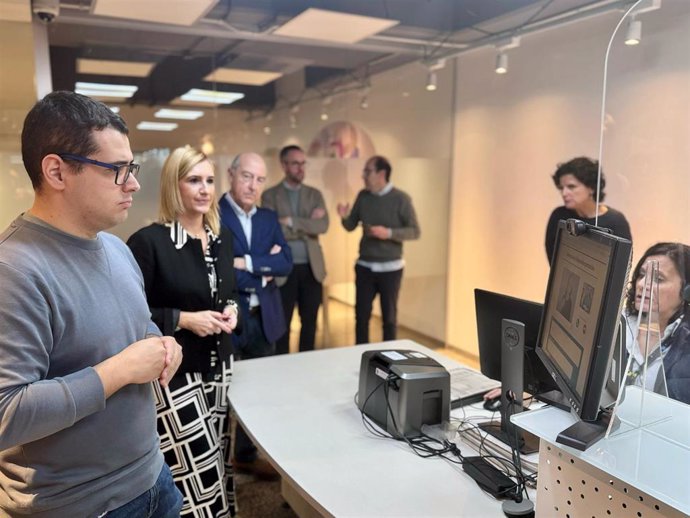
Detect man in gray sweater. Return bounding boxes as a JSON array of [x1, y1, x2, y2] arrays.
[[0, 92, 183, 517], [337, 155, 420, 344]]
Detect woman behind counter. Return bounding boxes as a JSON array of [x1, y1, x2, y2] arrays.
[[128, 146, 239, 517], [624, 242, 690, 405], [545, 156, 632, 263]]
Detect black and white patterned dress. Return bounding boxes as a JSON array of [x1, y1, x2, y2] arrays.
[[127, 222, 237, 517]]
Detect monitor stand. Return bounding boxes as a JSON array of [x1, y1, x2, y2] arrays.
[[535, 389, 571, 412], [477, 318, 540, 455], [556, 409, 612, 451]]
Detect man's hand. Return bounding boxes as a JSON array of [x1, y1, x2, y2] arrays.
[[311, 207, 326, 219], [158, 336, 183, 388], [234, 257, 247, 270], [368, 225, 390, 240], [270, 244, 281, 255], [336, 203, 350, 218], [95, 336, 180, 398], [179, 310, 235, 337]]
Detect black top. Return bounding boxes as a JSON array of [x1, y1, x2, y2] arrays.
[[544, 206, 632, 264], [127, 223, 238, 375], [661, 319, 690, 405]]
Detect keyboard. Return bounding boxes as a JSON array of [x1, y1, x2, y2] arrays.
[[449, 366, 501, 408]]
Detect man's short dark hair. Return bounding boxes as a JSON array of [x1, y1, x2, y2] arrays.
[[551, 156, 606, 201], [280, 145, 303, 162], [370, 155, 392, 182], [21, 91, 129, 191]]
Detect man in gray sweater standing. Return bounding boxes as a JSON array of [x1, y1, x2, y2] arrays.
[[337, 155, 420, 344], [0, 92, 183, 517]]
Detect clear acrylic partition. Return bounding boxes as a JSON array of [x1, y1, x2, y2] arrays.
[[600, 0, 690, 446], [606, 260, 672, 438]]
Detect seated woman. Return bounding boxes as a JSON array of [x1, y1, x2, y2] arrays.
[[624, 242, 690, 405], [128, 146, 239, 517], [545, 157, 632, 263]]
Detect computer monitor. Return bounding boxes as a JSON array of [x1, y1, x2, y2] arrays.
[[536, 219, 632, 450], [475, 289, 562, 404]]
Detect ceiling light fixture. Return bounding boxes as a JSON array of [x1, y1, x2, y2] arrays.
[[75, 82, 138, 99], [180, 88, 244, 105], [624, 16, 642, 45], [108, 106, 120, 113], [425, 70, 437, 91], [136, 121, 178, 132], [495, 53, 508, 74], [154, 108, 205, 120]]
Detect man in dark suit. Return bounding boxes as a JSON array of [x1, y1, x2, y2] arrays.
[[262, 145, 329, 354], [219, 152, 292, 479]]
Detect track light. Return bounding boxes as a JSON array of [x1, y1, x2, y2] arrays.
[[360, 95, 369, 109], [495, 53, 508, 74], [425, 71, 437, 91], [320, 110, 329, 121], [625, 17, 642, 45]]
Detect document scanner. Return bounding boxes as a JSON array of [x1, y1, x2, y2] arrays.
[[358, 350, 450, 438]]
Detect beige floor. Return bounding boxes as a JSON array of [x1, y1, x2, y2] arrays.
[[288, 297, 479, 369]]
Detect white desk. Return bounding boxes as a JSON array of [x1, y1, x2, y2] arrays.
[[228, 340, 518, 518], [513, 387, 690, 518]]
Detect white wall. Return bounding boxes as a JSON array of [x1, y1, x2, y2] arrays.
[[447, 1, 690, 355]]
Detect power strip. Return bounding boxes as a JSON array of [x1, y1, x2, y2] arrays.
[[462, 456, 517, 498]]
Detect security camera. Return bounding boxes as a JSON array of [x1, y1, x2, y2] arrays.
[[32, 0, 60, 24]]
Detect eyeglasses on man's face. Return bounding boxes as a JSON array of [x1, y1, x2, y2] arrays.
[[58, 153, 141, 185]]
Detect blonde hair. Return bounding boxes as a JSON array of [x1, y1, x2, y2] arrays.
[[158, 146, 220, 235]]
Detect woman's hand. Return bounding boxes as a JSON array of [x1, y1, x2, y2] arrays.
[[179, 310, 234, 337], [221, 304, 239, 331]]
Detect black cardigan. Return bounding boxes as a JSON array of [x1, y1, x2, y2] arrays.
[[127, 223, 238, 375]]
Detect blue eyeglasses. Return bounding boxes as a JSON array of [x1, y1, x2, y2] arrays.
[[58, 153, 141, 185]]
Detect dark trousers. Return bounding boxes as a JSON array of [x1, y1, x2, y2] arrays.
[[355, 264, 403, 345], [276, 264, 323, 354], [233, 308, 275, 462]]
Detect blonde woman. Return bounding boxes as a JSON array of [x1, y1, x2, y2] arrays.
[[128, 146, 239, 517]]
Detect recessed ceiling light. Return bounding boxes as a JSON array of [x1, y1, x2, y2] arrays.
[[137, 121, 178, 131], [77, 59, 154, 77], [109, 106, 120, 113], [204, 68, 283, 86], [273, 8, 399, 44], [180, 88, 244, 105], [75, 82, 138, 98], [154, 108, 205, 120]]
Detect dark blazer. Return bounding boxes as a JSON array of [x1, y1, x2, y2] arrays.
[[127, 223, 238, 375], [219, 195, 293, 344]]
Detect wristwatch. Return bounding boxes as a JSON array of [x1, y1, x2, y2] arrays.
[[223, 299, 239, 316]]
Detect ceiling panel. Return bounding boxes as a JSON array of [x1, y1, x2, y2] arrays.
[[93, 0, 219, 26]]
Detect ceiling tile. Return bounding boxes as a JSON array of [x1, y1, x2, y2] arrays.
[[204, 68, 282, 86], [77, 58, 155, 77], [272, 8, 398, 44], [92, 0, 219, 26]]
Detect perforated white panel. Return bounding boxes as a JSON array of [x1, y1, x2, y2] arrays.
[[535, 442, 685, 518]]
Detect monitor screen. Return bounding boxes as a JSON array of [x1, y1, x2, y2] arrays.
[[474, 289, 558, 398], [536, 220, 631, 425]]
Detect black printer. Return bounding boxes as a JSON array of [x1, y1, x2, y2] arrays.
[[358, 349, 450, 438]]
